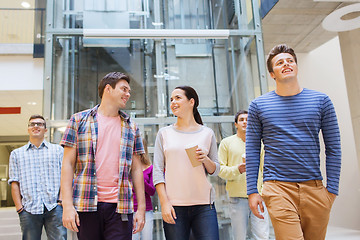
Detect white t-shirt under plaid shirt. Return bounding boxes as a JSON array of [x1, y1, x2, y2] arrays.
[[8, 140, 63, 214]]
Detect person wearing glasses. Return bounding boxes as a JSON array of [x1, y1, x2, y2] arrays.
[[8, 115, 67, 240]]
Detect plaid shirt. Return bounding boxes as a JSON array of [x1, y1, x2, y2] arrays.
[[8, 141, 63, 214], [60, 105, 144, 213]]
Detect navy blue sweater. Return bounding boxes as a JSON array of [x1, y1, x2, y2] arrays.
[[246, 88, 341, 195]]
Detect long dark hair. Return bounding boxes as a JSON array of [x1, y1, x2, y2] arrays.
[[175, 85, 203, 125], [140, 138, 151, 166]]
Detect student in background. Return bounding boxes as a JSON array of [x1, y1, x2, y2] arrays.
[[133, 139, 156, 240], [9, 115, 67, 240], [218, 110, 269, 240]]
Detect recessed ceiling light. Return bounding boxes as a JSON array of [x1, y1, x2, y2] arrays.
[[21, 2, 31, 8]]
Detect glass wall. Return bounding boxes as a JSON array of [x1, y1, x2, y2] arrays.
[[44, 0, 267, 239]]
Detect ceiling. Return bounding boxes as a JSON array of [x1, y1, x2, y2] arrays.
[[0, 0, 34, 8], [261, 0, 345, 53]]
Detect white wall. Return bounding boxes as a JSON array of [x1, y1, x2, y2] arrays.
[[0, 55, 44, 90], [278, 37, 360, 230], [0, 55, 44, 136]]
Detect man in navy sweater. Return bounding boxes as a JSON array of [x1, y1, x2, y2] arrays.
[[246, 44, 341, 240]]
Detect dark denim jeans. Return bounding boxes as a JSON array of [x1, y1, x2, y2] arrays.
[[19, 205, 67, 240], [77, 202, 133, 240], [163, 204, 219, 240]]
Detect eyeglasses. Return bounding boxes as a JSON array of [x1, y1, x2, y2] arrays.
[[28, 122, 46, 127]]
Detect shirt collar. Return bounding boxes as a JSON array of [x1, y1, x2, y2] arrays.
[[89, 104, 100, 117], [91, 104, 130, 123], [26, 140, 49, 150], [118, 110, 130, 122]]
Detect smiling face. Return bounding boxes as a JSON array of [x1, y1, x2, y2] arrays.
[[28, 118, 47, 140], [107, 79, 131, 109], [170, 89, 194, 117], [270, 53, 298, 82]]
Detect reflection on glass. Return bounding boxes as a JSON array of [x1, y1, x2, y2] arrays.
[[52, 0, 258, 30], [51, 36, 261, 120]]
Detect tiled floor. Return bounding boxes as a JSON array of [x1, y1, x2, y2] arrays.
[[0, 207, 21, 240], [326, 226, 360, 240], [0, 207, 72, 240]]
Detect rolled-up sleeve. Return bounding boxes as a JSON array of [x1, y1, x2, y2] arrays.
[[60, 115, 78, 148], [133, 125, 145, 155], [8, 151, 19, 184]]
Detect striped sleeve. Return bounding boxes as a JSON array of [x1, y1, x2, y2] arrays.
[[321, 96, 341, 195], [246, 100, 263, 195]]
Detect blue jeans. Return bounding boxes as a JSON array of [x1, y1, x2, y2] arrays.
[[163, 204, 219, 240], [19, 205, 67, 240], [229, 197, 269, 240], [132, 211, 153, 240]]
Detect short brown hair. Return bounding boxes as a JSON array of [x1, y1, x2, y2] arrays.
[[235, 110, 248, 123], [98, 72, 130, 98], [266, 44, 297, 73], [28, 114, 46, 128]]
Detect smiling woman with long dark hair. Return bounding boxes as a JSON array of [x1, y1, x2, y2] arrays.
[[153, 85, 220, 240]]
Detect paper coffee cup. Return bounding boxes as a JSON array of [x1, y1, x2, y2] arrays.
[[242, 153, 246, 163], [185, 144, 202, 167]]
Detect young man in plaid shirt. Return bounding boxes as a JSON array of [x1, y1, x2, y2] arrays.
[[60, 72, 146, 240]]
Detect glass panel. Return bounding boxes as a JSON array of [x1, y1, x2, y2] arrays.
[[51, 36, 148, 119], [50, 36, 261, 119], [227, 36, 261, 110], [165, 0, 211, 29], [244, 0, 255, 30], [51, 0, 257, 30]]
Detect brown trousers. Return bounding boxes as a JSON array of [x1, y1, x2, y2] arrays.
[[262, 180, 336, 240]]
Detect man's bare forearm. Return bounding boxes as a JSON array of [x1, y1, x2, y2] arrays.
[[11, 182, 22, 210], [131, 154, 145, 211], [61, 146, 76, 207]]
